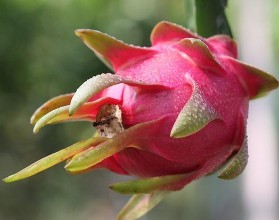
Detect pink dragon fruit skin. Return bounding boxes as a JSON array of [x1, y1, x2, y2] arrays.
[[4, 21, 278, 195]]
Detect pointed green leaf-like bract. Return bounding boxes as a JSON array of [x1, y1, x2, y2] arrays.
[[221, 56, 278, 99], [3, 137, 106, 182], [75, 29, 155, 71], [218, 136, 248, 179], [171, 76, 220, 138], [33, 97, 120, 133], [174, 38, 224, 73], [69, 73, 167, 115], [109, 173, 191, 194], [65, 119, 161, 173], [31, 93, 74, 124], [33, 106, 69, 133], [117, 191, 170, 220], [150, 21, 199, 46]]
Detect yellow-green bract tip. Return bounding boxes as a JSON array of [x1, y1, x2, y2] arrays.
[[2, 177, 13, 183], [68, 104, 78, 116], [75, 29, 88, 38], [32, 106, 70, 133]]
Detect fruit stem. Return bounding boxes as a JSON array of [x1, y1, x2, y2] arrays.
[[192, 0, 233, 37]]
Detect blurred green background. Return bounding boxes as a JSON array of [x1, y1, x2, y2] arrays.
[[1, 0, 278, 219]]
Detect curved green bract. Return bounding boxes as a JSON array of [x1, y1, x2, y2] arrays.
[[33, 97, 120, 133], [218, 136, 248, 179], [150, 21, 198, 45], [65, 119, 161, 173], [220, 56, 278, 100], [109, 173, 190, 194], [69, 73, 119, 115], [171, 76, 220, 138], [174, 38, 224, 73], [30, 93, 74, 124], [33, 106, 69, 133], [75, 29, 155, 71], [3, 137, 106, 183], [117, 191, 170, 220], [69, 73, 167, 115]]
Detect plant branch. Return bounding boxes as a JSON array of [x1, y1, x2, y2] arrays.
[[193, 0, 233, 37]]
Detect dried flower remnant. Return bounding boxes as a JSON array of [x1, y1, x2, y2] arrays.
[[93, 104, 124, 138]]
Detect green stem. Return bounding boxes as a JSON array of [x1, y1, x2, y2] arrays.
[[193, 0, 233, 37]]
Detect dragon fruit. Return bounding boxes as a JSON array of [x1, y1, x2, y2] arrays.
[[3, 21, 278, 219]]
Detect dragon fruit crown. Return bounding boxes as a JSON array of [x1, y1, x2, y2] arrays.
[[3, 21, 278, 219]]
